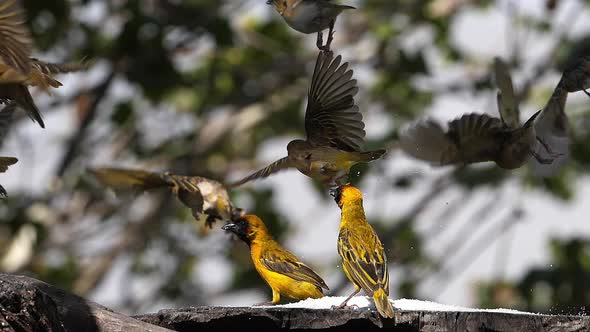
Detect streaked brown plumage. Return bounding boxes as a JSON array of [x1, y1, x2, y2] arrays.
[[89, 167, 243, 228], [332, 184, 394, 318], [400, 57, 559, 171], [267, 0, 355, 51], [0, 0, 88, 128], [231, 51, 385, 188], [222, 214, 328, 304], [0, 155, 17, 197]]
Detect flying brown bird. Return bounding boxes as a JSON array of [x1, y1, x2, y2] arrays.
[[529, 55, 590, 175], [0, 0, 88, 128], [0, 156, 17, 197], [231, 51, 386, 188], [90, 167, 243, 229], [266, 0, 355, 51], [399, 57, 561, 170]]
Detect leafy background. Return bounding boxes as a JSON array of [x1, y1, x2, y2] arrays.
[[1, 0, 590, 315]]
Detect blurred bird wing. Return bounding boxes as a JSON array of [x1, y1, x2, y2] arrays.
[[0, 102, 16, 147], [493, 57, 520, 128], [558, 55, 590, 93], [260, 247, 329, 290], [338, 228, 389, 294], [25, 59, 89, 90], [230, 157, 293, 187], [0, 156, 17, 172], [399, 118, 459, 166], [446, 113, 506, 164], [530, 87, 571, 176], [304, 51, 364, 152], [0, 0, 32, 77], [89, 167, 169, 191]]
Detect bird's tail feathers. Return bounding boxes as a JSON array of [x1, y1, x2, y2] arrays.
[[373, 288, 394, 319], [358, 149, 386, 162]]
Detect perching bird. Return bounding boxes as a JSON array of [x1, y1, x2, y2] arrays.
[[222, 214, 329, 304], [331, 184, 394, 318], [266, 0, 355, 51], [231, 51, 386, 188], [0, 0, 88, 128], [399, 57, 559, 170], [89, 167, 243, 229], [0, 156, 17, 197], [558, 55, 590, 97]]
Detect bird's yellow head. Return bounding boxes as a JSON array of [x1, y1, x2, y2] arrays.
[[331, 184, 363, 208], [266, 0, 288, 15], [222, 214, 270, 245]]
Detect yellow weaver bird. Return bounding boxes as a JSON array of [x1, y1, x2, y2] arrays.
[[0, 0, 88, 128], [222, 214, 329, 304], [231, 51, 385, 188], [89, 167, 243, 229], [266, 0, 355, 51], [332, 184, 394, 318]]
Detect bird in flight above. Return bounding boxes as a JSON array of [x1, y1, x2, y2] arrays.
[[231, 51, 385, 188]]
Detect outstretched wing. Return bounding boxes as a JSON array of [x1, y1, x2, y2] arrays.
[[445, 113, 505, 164], [0, 0, 32, 78], [89, 167, 169, 191], [304, 51, 364, 152], [0, 155, 17, 172], [399, 118, 458, 166], [338, 227, 389, 295], [260, 246, 329, 290], [25, 58, 89, 90], [493, 57, 520, 128], [229, 157, 292, 187]]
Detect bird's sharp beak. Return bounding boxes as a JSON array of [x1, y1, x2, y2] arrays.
[[222, 223, 238, 232]]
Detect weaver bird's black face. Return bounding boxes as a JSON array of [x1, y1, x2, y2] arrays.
[[330, 186, 343, 207], [222, 218, 250, 244]]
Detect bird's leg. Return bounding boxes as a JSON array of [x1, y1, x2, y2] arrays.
[[531, 150, 555, 165], [254, 289, 280, 306], [334, 288, 361, 309], [325, 20, 336, 51], [536, 136, 563, 158], [583, 88, 590, 98], [316, 31, 325, 50]]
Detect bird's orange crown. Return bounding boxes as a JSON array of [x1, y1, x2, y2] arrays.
[[266, 0, 288, 14], [331, 184, 363, 208]]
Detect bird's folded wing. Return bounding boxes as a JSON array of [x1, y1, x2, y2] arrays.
[[260, 248, 329, 290], [399, 118, 459, 165], [0, 155, 17, 172], [305, 51, 364, 152], [493, 57, 520, 128], [229, 157, 292, 187], [338, 228, 389, 294], [0, 0, 32, 76], [160, 173, 206, 214], [89, 167, 169, 191]]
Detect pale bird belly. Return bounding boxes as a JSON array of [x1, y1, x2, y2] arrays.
[[285, 3, 328, 33]]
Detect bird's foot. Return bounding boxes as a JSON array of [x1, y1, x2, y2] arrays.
[[253, 301, 275, 306], [583, 88, 590, 98], [331, 303, 359, 310], [536, 137, 563, 159], [531, 151, 556, 165], [325, 20, 336, 51]]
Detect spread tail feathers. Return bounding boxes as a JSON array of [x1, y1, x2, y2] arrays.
[[399, 118, 455, 165], [373, 288, 394, 319]]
